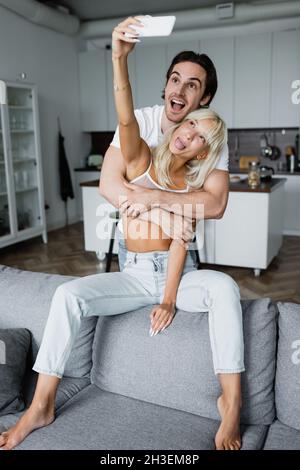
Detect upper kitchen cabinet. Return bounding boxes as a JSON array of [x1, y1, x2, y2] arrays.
[[105, 48, 136, 131], [78, 50, 108, 131], [135, 44, 166, 109], [166, 41, 200, 66], [233, 33, 272, 128], [270, 29, 300, 128], [201, 37, 234, 128]]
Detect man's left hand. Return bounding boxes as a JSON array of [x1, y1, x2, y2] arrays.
[[120, 181, 158, 218]]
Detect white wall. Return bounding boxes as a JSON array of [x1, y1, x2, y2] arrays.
[[0, 6, 91, 231]]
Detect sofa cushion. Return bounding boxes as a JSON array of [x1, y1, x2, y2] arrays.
[[263, 419, 300, 450], [0, 265, 98, 379], [0, 328, 31, 416], [91, 298, 277, 425], [275, 302, 300, 431], [13, 384, 268, 450], [0, 375, 91, 435]]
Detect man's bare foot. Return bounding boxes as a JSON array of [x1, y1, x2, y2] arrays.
[[215, 395, 242, 450], [0, 402, 54, 450]]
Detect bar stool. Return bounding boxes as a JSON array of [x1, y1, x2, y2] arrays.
[[105, 210, 119, 273]]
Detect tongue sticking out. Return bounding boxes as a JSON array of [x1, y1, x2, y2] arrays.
[[175, 137, 185, 150]]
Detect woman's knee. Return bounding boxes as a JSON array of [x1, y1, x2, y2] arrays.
[[205, 270, 240, 296], [54, 279, 81, 301]]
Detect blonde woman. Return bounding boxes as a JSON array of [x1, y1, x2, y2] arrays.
[[0, 19, 244, 452]]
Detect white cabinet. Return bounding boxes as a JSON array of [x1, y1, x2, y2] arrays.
[[270, 30, 300, 128], [0, 81, 47, 248], [105, 49, 137, 131], [166, 41, 200, 66], [234, 33, 272, 128], [82, 184, 119, 259], [78, 50, 108, 131], [197, 179, 286, 276], [78, 29, 300, 131], [75, 169, 101, 220], [135, 44, 166, 109], [274, 174, 300, 235], [201, 36, 234, 128]]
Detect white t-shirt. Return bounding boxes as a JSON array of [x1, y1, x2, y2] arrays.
[[110, 104, 229, 171]]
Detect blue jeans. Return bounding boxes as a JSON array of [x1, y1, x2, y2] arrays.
[[32, 228, 245, 378]]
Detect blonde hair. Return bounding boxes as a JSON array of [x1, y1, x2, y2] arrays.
[[153, 108, 227, 189]]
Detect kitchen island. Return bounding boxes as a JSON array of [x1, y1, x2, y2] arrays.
[[81, 177, 286, 276], [198, 177, 286, 276]]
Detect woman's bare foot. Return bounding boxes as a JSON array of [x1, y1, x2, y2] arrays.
[[0, 401, 54, 450], [215, 395, 242, 450]]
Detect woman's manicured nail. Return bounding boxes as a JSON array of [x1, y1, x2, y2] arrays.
[[154, 331, 159, 336]]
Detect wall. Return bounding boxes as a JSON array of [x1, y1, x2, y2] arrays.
[[0, 6, 91, 231]]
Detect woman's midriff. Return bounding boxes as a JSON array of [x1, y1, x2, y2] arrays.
[[123, 217, 171, 252]]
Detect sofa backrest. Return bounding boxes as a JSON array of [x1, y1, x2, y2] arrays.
[[91, 298, 278, 426], [0, 265, 97, 379], [275, 302, 300, 431]]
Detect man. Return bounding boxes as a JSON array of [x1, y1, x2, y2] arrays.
[[100, 20, 229, 270]]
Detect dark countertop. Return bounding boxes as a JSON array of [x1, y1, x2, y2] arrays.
[[75, 166, 101, 172], [230, 168, 300, 176], [81, 177, 287, 193], [229, 177, 286, 193]]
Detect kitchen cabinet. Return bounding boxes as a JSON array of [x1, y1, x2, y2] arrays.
[[270, 29, 300, 128], [79, 28, 300, 131], [135, 44, 166, 109], [201, 36, 234, 128], [166, 41, 200, 66], [74, 168, 101, 220], [0, 81, 47, 248], [197, 178, 286, 276], [105, 48, 136, 131], [78, 50, 108, 131], [81, 180, 118, 261], [234, 33, 272, 128], [274, 174, 300, 235]]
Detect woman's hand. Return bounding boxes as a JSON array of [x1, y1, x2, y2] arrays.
[[112, 16, 143, 59], [149, 301, 175, 336]]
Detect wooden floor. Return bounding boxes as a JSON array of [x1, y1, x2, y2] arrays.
[[0, 222, 299, 303]]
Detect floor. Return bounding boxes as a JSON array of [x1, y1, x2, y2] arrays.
[[0, 222, 299, 303]]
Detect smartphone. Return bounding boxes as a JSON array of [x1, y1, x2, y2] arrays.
[[125, 15, 176, 38]]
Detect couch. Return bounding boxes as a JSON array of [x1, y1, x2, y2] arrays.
[[0, 264, 299, 450]]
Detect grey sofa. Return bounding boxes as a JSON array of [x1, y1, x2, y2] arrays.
[[0, 264, 299, 450]]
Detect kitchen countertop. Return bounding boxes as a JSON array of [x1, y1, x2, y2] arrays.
[[74, 166, 101, 172], [230, 168, 300, 176], [229, 177, 286, 193], [81, 177, 287, 193]]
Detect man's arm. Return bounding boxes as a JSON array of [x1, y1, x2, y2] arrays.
[[158, 169, 229, 220], [99, 145, 127, 208], [122, 169, 229, 220]]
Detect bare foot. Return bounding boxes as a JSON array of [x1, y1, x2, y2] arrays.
[[0, 402, 54, 450], [215, 395, 241, 450]]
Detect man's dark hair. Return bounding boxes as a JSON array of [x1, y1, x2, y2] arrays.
[[161, 50, 218, 106]]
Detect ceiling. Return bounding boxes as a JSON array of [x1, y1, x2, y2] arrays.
[[38, 0, 283, 22]]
